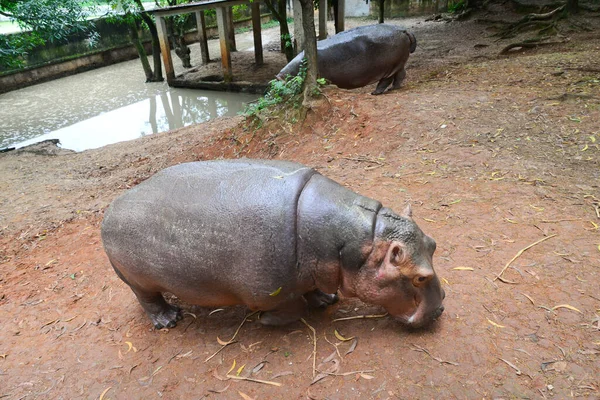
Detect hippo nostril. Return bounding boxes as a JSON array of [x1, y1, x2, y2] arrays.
[[433, 305, 444, 319]]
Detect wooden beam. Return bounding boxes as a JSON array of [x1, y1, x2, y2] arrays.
[[216, 7, 233, 82], [195, 10, 210, 64], [155, 15, 175, 83], [152, 0, 256, 17], [251, 2, 263, 65], [318, 0, 327, 39]]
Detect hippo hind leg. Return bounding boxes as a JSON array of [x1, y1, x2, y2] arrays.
[[304, 289, 339, 309], [259, 297, 308, 326], [390, 68, 407, 91], [372, 76, 394, 95], [110, 261, 182, 329], [131, 288, 183, 329]]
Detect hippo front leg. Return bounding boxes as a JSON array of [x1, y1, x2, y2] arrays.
[[371, 76, 394, 95], [259, 297, 308, 326]]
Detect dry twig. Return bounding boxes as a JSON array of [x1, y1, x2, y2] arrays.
[[494, 235, 557, 282]]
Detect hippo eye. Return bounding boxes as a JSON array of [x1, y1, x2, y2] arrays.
[[417, 276, 426, 282]]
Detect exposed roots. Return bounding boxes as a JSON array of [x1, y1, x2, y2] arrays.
[[495, 5, 565, 39]]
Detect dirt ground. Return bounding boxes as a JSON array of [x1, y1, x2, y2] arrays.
[[1, 8, 600, 400]]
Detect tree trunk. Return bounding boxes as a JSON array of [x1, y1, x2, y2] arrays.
[[378, 0, 385, 24], [127, 20, 153, 82], [134, 0, 164, 82], [566, 0, 579, 13], [298, 0, 318, 104], [264, 0, 295, 61]]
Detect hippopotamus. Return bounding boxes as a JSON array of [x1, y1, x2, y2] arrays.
[[277, 24, 417, 95], [101, 159, 444, 329]]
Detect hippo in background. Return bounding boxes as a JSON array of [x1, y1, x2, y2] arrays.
[[277, 24, 417, 95]]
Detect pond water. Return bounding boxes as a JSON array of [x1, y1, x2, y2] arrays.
[[0, 57, 258, 152]]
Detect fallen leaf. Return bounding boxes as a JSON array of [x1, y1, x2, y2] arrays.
[[98, 386, 112, 400], [360, 373, 375, 380], [252, 361, 267, 375], [487, 319, 505, 328], [217, 336, 234, 346], [239, 391, 255, 400], [269, 287, 282, 297], [236, 364, 246, 376], [551, 304, 583, 314], [345, 338, 358, 356], [452, 267, 474, 271], [207, 383, 231, 393], [334, 330, 355, 342], [227, 360, 237, 375], [271, 371, 293, 379], [423, 218, 437, 223]]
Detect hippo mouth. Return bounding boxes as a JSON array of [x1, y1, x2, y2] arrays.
[[392, 294, 444, 328]]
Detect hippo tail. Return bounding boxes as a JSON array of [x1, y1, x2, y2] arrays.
[[406, 32, 417, 53]]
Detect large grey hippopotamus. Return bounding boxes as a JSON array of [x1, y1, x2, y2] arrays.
[[101, 160, 444, 329], [277, 24, 417, 95]]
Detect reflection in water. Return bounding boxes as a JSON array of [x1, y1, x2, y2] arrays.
[[0, 55, 257, 152]]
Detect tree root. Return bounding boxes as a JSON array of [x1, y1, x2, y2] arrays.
[[499, 37, 568, 55], [495, 5, 565, 38]]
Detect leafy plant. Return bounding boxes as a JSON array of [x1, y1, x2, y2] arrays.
[[448, 0, 466, 13]]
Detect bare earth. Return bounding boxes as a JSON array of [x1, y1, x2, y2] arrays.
[[1, 11, 599, 400]]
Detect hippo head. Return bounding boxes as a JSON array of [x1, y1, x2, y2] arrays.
[[342, 205, 445, 328]]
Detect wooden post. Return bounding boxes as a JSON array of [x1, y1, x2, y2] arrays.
[[251, 2, 263, 65], [227, 6, 237, 52], [195, 10, 210, 64], [216, 7, 233, 82], [337, 0, 345, 32], [318, 0, 327, 39], [155, 15, 175, 83]]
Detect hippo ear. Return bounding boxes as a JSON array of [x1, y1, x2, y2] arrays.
[[401, 204, 413, 219]]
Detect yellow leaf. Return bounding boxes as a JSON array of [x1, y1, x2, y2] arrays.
[[590, 136, 596, 143], [581, 144, 589, 151], [227, 360, 237, 375], [447, 199, 462, 205], [124, 341, 136, 353], [487, 319, 505, 328], [575, 275, 587, 282], [504, 218, 518, 224], [236, 364, 246, 376], [452, 267, 474, 271], [588, 221, 598, 230], [45, 259, 57, 266], [423, 218, 437, 223], [551, 304, 583, 314], [334, 329, 355, 342], [529, 204, 544, 211], [269, 287, 282, 297], [442, 278, 450, 285]]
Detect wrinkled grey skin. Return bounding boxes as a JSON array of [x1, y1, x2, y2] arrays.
[[101, 160, 444, 329], [276, 24, 417, 95]]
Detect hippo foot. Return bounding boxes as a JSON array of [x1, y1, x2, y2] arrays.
[[304, 289, 339, 309], [259, 298, 308, 326], [371, 89, 385, 96], [148, 304, 182, 329]]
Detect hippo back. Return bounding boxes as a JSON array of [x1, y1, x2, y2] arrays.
[[101, 160, 317, 304]]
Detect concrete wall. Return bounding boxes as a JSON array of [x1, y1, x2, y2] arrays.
[[345, 0, 370, 17]]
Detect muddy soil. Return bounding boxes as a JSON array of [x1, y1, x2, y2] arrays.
[[1, 9, 599, 400]]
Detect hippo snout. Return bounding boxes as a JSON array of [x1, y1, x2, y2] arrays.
[[433, 305, 444, 320]]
